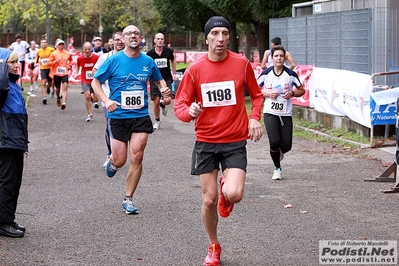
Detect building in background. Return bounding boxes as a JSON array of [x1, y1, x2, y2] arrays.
[[271, 0, 399, 87]]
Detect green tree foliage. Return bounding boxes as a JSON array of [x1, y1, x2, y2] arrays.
[[252, 0, 298, 24], [0, 0, 301, 53], [0, 0, 161, 46], [153, 0, 303, 58], [153, 0, 215, 32], [0, 0, 42, 35]]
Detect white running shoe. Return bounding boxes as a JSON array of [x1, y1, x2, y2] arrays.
[[153, 121, 161, 130], [30, 85, 34, 92], [85, 114, 93, 122], [272, 168, 282, 180]]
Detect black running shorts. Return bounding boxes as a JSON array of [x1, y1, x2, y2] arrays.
[[191, 140, 247, 175], [108, 116, 153, 142]]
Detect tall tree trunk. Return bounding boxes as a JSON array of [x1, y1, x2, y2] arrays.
[[245, 23, 251, 61], [255, 23, 269, 62], [229, 21, 238, 53], [45, 3, 52, 45]]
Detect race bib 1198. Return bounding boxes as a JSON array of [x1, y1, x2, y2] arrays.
[[200, 81, 236, 107]]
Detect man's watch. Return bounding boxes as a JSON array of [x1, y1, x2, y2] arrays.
[[291, 91, 295, 97]]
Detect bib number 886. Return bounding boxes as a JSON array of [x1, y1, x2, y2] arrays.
[[125, 96, 142, 106]]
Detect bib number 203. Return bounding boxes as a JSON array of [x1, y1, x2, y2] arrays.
[[271, 102, 284, 111]]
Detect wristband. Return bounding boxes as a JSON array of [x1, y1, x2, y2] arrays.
[[291, 91, 295, 97]]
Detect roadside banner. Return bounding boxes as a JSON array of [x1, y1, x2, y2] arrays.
[[292, 65, 313, 107], [309, 67, 372, 128]]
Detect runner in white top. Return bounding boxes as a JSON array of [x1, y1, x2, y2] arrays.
[[9, 34, 29, 87], [92, 31, 125, 168], [257, 45, 305, 181], [25, 41, 40, 92]]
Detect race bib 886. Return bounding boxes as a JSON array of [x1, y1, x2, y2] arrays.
[[121, 90, 144, 109]]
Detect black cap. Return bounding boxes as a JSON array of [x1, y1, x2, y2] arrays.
[[204, 16, 230, 38]]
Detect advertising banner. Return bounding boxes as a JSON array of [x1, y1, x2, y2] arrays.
[[309, 67, 372, 128]]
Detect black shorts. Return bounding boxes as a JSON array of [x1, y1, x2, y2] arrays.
[[108, 116, 153, 142], [53, 75, 69, 88], [150, 79, 172, 100], [40, 69, 52, 82], [191, 140, 247, 175]]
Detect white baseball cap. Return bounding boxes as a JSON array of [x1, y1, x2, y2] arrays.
[[56, 39, 65, 46]]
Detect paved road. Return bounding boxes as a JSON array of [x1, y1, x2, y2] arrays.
[[0, 85, 398, 266]]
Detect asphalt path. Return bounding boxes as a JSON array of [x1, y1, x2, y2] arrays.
[[0, 85, 398, 266]]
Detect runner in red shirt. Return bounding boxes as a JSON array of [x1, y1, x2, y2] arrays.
[[74, 42, 100, 121], [174, 16, 264, 266]]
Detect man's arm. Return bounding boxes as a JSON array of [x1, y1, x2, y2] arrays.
[[173, 72, 198, 123], [46, 52, 56, 66], [260, 50, 269, 69], [92, 78, 120, 113], [154, 79, 171, 97], [171, 59, 177, 81], [73, 64, 80, 79], [245, 62, 264, 142], [286, 51, 296, 70]]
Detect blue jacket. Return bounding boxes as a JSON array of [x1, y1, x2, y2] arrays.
[[0, 48, 28, 152]]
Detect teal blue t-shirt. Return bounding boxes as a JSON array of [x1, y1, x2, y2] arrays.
[[94, 51, 162, 119]]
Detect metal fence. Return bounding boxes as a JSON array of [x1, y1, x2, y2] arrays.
[[270, 7, 399, 88]]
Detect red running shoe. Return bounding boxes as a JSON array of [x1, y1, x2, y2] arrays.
[[203, 242, 222, 266], [218, 175, 234, 218]]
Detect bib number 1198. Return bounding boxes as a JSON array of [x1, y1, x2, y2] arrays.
[[201, 81, 236, 107]]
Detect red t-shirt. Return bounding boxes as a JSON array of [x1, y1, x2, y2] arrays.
[[77, 53, 99, 84], [174, 50, 263, 143]]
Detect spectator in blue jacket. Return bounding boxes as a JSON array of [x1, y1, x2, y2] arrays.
[[0, 48, 29, 238]]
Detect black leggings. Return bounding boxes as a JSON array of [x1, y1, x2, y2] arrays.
[[264, 113, 293, 153]]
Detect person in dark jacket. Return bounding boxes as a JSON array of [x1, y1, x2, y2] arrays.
[[0, 48, 29, 238]]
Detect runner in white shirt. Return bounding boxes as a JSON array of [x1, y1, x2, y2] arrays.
[[25, 41, 40, 91], [257, 45, 305, 180], [9, 34, 29, 87], [92, 31, 125, 168]]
